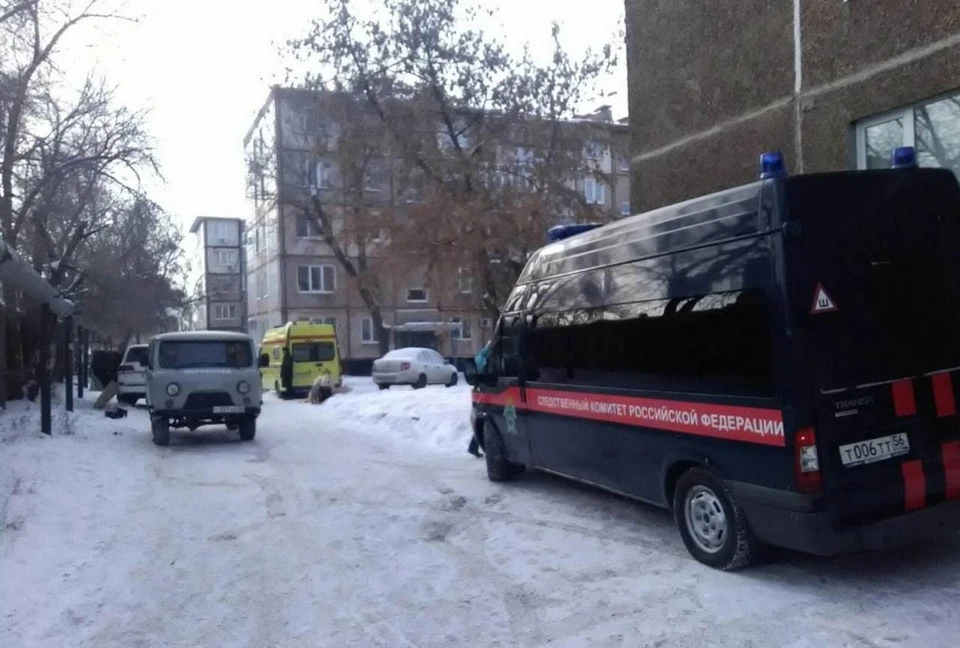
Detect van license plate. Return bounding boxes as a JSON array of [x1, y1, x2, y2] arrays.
[[839, 433, 910, 467], [213, 406, 244, 414]]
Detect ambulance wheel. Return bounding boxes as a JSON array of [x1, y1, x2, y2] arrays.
[[483, 422, 524, 482], [378, 384, 390, 391], [151, 417, 170, 447], [673, 467, 757, 570]]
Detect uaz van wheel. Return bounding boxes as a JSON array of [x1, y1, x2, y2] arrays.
[[238, 418, 256, 441], [378, 384, 390, 391], [483, 422, 524, 482], [412, 374, 427, 389], [151, 418, 170, 447], [673, 467, 757, 570]]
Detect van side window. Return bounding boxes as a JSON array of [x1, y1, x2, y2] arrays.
[[494, 319, 521, 378], [528, 289, 774, 395]]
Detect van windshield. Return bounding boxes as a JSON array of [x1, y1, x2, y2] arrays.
[[786, 170, 960, 389], [292, 342, 336, 362], [158, 341, 254, 369]]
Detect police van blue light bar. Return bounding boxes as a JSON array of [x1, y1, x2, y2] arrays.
[[759, 151, 787, 180], [891, 146, 917, 169], [548, 223, 601, 242]]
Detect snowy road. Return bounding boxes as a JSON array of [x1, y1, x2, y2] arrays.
[[3, 382, 960, 647]]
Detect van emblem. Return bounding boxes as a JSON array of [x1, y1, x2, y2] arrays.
[[811, 283, 839, 314], [504, 398, 518, 435]]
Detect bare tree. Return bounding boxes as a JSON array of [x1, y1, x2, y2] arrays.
[[286, 0, 619, 319]]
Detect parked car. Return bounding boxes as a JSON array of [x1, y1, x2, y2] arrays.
[[117, 344, 149, 405], [143, 331, 262, 446], [372, 348, 458, 390]]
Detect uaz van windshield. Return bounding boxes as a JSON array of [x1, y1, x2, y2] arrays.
[[158, 341, 254, 369]]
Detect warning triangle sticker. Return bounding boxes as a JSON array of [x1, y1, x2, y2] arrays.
[[811, 283, 839, 314]]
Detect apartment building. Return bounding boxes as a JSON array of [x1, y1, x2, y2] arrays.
[[189, 217, 245, 333], [624, 0, 960, 212], [243, 87, 630, 366]]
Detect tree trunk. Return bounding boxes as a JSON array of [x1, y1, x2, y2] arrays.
[[372, 308, 390, 356]]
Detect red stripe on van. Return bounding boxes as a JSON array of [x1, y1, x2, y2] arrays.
[[942, 441, 960, 500], [473, 387, 785, 446], [932, 373, 957, 418], [901, 459, 926, 511], [892, 379, 917, 417]]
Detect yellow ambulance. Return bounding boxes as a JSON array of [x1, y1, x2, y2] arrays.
[[258, 322, 341, 398]]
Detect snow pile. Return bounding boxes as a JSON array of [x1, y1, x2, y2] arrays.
[[319, 376, 474, 454]]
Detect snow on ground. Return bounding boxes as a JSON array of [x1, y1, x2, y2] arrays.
[[3, 379, 960, 647], [320, 376, 474, 454]]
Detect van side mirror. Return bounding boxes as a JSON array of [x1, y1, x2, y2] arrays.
[[259, 354, 270, 368]]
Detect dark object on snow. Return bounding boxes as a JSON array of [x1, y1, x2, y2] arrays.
[[90, 350, 123, 390], [105, 407, 127, 419], [23, 380, 40, 402]]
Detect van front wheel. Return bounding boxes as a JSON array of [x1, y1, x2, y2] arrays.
[[151, 418, 170, 447], [483, 422, 524, 482], [673, 467, 757, 570], [238, 418, 256, 441]]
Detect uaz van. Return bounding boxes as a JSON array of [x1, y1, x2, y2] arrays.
[[144, 331, 262, 446], [467, 148, 960, 569]]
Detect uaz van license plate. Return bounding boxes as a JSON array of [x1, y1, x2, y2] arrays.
[[839, 433, 910, 467], [213, 405, 244, 414]]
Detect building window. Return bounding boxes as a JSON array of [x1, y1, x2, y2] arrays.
[[456, 268, 472, 294], [296, 212, 319, 238], [361, 317, 379, 344], [856, 91, 960, 179], [256, 269, 267, 300], [315, 161, 333, 189], [584, 178, 606, 205], [212, 304, 237, 320], [619, 157, 630, 172], [451, 316, 472, 341], [217, 249, 238, 266], [406, 287, 428, 303], [209, 221, 232, 242], [620, 201, 631, 216], [297, 264, 336, 293], [585, 140, 604, 160]]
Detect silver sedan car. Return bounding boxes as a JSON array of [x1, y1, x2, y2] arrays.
[[372, 348, 458, 390]]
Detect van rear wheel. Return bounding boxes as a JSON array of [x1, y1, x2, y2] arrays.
[[673, 467, 757, 570]]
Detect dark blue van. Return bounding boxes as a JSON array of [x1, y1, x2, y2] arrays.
[[467, 150, 960, 569]]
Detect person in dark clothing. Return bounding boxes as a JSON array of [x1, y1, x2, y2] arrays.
[[280, 347, 293, 395], [468, 430, 483, 458], [467, 341, 491, 458]]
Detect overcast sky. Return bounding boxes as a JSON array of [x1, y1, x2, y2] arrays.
[[67, 0, 626, 237]]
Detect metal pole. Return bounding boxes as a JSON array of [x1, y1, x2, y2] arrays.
[[0, 305, 6, 408], [64, 316, 73, 412], [76, 325, 83, 399], [39, 303, 51, 435], [81, 328, 89, 390]]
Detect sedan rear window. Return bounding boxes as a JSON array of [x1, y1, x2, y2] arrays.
[[158, 341, 253, 369], [124, 347, 148, 365]]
